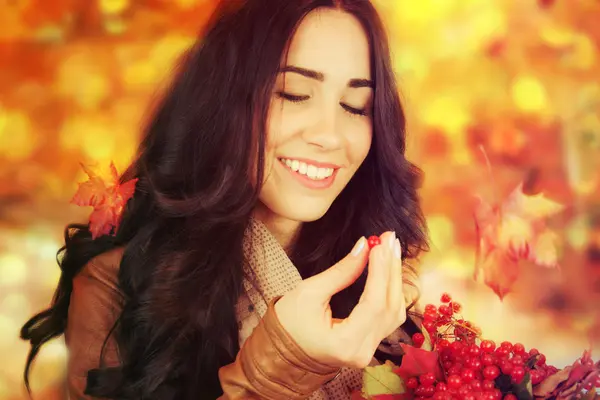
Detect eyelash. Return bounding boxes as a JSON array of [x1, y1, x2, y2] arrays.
[[276, 92, 369, 117]]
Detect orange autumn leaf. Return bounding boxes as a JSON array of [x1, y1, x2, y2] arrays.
[[474, 182, 564, 299], [71, 162, 138, 239]]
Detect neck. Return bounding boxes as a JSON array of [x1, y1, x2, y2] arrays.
[[252, 205, 302, 253]]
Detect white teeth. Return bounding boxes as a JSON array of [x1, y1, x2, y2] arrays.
[[279, 158, 334, 180]]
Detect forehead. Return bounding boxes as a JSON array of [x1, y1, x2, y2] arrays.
[[285, 8, 371, 81]]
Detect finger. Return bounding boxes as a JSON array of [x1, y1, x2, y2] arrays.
[[387, 238, 406, 327], [339, 232, 395, 337], [361, 231, 394, 306], [303, 236, 369, 304]]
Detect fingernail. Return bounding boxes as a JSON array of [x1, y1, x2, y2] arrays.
[[394, 238, 401, 259], [388, 231, 396, 249], [351, 237, 366, 256]]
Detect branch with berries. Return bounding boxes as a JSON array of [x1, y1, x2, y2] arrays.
[[353, 292, 600, 400]]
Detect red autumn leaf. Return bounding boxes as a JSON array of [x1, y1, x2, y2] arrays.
[[474, 182, 564, 299], [533, 366, 572, 397], [533, 350, 599, 399], [71, 162, 138, 239], [392, 344, 444, 382]]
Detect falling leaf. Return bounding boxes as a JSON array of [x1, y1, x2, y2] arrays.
[[70, 162, 138, 239], [474, 182, 564, 299], [392, 344, 444, 382], [362, 360, 406, 398]]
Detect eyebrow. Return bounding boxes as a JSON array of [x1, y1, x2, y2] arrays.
[[279, 65, 373, 89]]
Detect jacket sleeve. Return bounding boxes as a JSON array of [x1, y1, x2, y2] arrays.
[[218, 297, 341, 400], [65, 248, 124, 399]]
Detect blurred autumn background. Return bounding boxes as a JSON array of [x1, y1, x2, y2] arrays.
[[1, 0, 599, 398]]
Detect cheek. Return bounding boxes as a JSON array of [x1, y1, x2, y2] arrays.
[[347, 125, 373, 168]]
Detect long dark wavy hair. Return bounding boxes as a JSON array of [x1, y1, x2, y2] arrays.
[[21, 0, 428, 398]]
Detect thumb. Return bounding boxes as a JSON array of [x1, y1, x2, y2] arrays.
[[304, 237, 369, 303]]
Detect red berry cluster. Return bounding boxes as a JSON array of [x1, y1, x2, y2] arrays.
[[405, 293, 562, 399], [415, 293, 480, 348]]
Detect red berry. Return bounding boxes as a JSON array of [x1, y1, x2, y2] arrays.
[[471, 380, 483, 391], [458, 384, 473, 397], [437, 339, 451, 349], [467, 357, 483, 370], [463, 394, 476, 400], [422, 385, 435, 396], [500, 341, 513, 351], [407, 377, 419, 389], [425, 304, 437, 313], [511, 366, 525, 383], [439, 305, 452, 316], [414, 386, 427, 396], [495, 347, 510, 358], [423, 320, 436, 334], [531, 370, 544, 385], [367, 236, 381, 248], [481, 353, 496, 366], [424, 310, 439, 321], [469, 344, 481, 357], [447, 365, 462, 376], [480, 340, 496, 353], [441, 293, 452, 303], [482, 380, 496, 391], [419, 372, 436, 387], [511, 354, 524, 366], [461, 368, 476, 382], [483, 365, 500, 380], [536, 354, 546, 365], [504, 395, 517, 400], [451, 302, 462, 313], [412, 333, 425, 348], [435, 382, 448, 392], [512, 343, 525, 354], [500, 360, 514, 375], [529, 348, 539, 356], [451, 341, 465, 352], [447, 375, 462, 389]]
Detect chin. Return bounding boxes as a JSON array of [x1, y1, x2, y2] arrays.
[[271, 199, 333, 223]]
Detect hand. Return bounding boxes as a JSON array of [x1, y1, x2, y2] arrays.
[[274, 231, 405, 369]]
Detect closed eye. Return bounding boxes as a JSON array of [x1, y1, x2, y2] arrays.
[[341, 103, 368, 117], [276, 92, 309, 102], [277, 92, 369, 117]]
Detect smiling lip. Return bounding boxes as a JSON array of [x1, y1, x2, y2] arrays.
[[279, 157, 342, 170], [278, 158, 339, 190]]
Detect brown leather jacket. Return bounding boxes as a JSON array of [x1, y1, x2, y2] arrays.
[[65, 248, 340, 400]]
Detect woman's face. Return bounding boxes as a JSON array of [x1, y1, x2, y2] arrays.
[[258, 8, 373, 225]]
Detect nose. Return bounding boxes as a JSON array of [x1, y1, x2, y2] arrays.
[[301, 105, 343, 151]]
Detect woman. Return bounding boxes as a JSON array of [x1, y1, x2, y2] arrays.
[[21, 0, 428, 398]]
